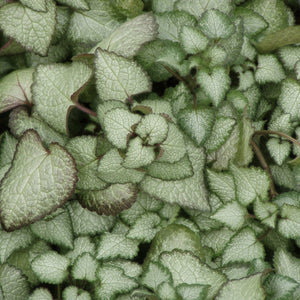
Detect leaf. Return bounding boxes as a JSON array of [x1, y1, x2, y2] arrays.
[[72, 253, 98, 282], [198, 9, 235, 40], [0, 264, 30, 300], [95, 13, 158, 58], [0, 130, 77, 231], [28, 288, 53, 300], [62, 286, 91, 300], [56, 0, 89, 10], [31, 251, 70, 284], [216, 273, 265, 300], [0, 132, 17, 168], [278, 204, 300, 239], [0, 68, 34, 113], [96, 232, 139, 260], [126, 212, 161, 242], [157, 282, 177, 299], [175, 0, 234, 19], [160, 250, 227, 299], [135, 114, 169, 146], [278, 45, 300, 71], [141, 141, 209, 210], [230, 164, 270, 206], [255, 54, 285, 84], [67, 0, 122, 44], [105, 259, 142, 279], [296, 61, 300, 81], [155, 11, 196, 43], [204, 116, 236, 153], [0, 226, 33, 264], [30, 209, 73, 249], [152, 0, 176, 13], [197, 67, 231, 107], [32, 62, 92, 135], [95, 265, 138, 299], [279, 78, 300, 122], [0, 1, 56, 56], [19, 0, 47, 12], [222, 228, 265, 265], [113, 0, 144, 18], [211, 201, 247, 230], [253, 200, 278, 228], [266, 138, 291, 166], [176, 283, 209, 300], [78, 183, 138, 216], [180, 26, 209, 54], [95, 49, 151, 102], [178, 107, 215, 146]]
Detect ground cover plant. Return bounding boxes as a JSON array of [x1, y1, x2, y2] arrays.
[[0, 0, 300, 299]]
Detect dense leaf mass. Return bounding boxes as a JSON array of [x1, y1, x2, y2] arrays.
[[0, 0, 300, 299]]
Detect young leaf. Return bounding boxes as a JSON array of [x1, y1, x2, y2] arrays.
[[230, 164, 270, 206], [180, 26, 209, 54], [32, 62, 93, 135], [278, 45, 300, 71], [278, 204, 300, 239], [72, 253, 98, 282], [95, 49, 151, 102], [30, 209, 73, 249], [176, 283, 209, 300], [19, 0, 47, 12], [178, 107, 215, 147], [222, 228, 265, 265], [105, 259, 142, 279], [31, 251, 70, 284], [197, 67, 231, 107], [0, 68, 34, 113], [95, 13, 158, 58], [28, 288, 53, 300], [96, 232, 139, 260], [62, 286, 91, 300], [141, 141, 209, 211], [216, 273, 265, 300], [211, 201, 247, 230], [253, 200, 278, 228], [255, 54, 285, 84], [0, 264, 30, 300], [198, 9, 235, 40], [157, 281, 177, 299], [95, 265, 138, 300], [160, 250, 227, 299], [266, 138, 291, 166], [0, 130, 77, 231], [0, 0, 56, 56]]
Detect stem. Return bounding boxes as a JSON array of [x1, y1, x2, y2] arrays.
[[250, 138, 278, 198], [75, 103, 97, 117]]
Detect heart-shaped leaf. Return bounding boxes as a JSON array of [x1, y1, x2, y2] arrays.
[[0, 130, 77, 231]]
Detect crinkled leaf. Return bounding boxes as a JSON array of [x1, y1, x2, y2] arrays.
[[28, 288, 53, 300], [157, 281, 177, 299], [0, 130, 77, 231], [279, 78, 300, 122], [98, 148, 144, 183], [95, 265, 138, 299], [212, 201, 247, 230], [278, 45, 300, 71], [201, 44, 228, 68], [222, 228, 265, 265], [32, 251, 70, 284], [0, 1, 56, 56], [155, 11, 196, 43], [96, 232, 139, 260], [0, 68, 34, 113], [141, 141, 209, 210], [0, 264, 30, 300], [113, 0, 144, 18], [278, 204, 300, 239], [57, 0, 89, 10], [126, 212, 161, 242], [266, 138, 291, 166], [78, 183, 138, 216], [253, 200, 278, 228], [9, 106, 68, 147], [160, 250, 227, 299], [95, 49, 151, 102], [19, 0, 47, 12], [105, 259, 142, 279], [72, 253, 98, 282], [216, 273, 265, 300], [197, 67, 230, 107], [268, 113, 293, 135], [33, 62, 92, 135], [230, 164, 270, 206], [176, 283, 209, 300], [30, 209, 73, 249], [198, 9, 235, 40], [62, 286, 91, 300], [255, 54, 285, 84], [178, 107, 215, 146], [96, 13, 158, 58]]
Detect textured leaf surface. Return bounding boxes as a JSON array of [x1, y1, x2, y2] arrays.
[[0, 130, 77, 231], [0, 68, 34, 113], [222, 228, 265, 265], [28, 288, 52, 300], [176, 283, 209, 300], [253, 200, 278, 228], [278, 204, 300, 239], [141, 141, 209, 210], [96, 13, 158, 58], [32, 251, 70, 284], [33, 62, 92, 135], [19, 0, 47, 12], [95, 49, 151, 102], [57, 0, 89, 10], [0, 132, 17, 168], [62, 286, 91, 300], [0, 1, 56, 56], [266, 138, 291, 166], [72, 253, 98, 282]]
